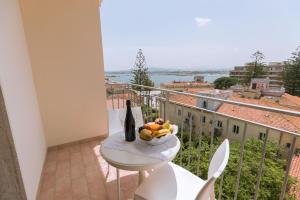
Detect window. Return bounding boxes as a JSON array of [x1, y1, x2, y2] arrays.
[[217, 120, 223, 128], [188, 112, 191, 117], [177, 109, 181, 116], [202, 116, 206, 123], [203, 101, 207, 108], [259, 132, 266, 140], [233, 125, 240, 134], [187, 112, 194, 120]]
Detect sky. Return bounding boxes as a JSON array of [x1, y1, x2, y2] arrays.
[[100, 0, 300, 71]]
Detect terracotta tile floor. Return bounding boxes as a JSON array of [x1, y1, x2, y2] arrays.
[[38, 138, 139, 200]]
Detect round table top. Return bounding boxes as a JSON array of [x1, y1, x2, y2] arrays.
[[100, 133, 180, 171]]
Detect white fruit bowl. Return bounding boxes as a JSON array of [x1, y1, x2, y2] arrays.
[[137, 124, 178, 146]]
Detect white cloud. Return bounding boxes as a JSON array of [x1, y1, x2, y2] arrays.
[[194, 17, 212, 27]]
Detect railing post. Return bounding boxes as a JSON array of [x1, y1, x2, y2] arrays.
[[254, 128, 269, 200], [144, 91, 148, 123], [218, 118, 230, 200], [164, 92, 169, 121], [159, 98, 162, 119], [149, 95, 153, 122], [155, 97, 159, 119], [128, 85, 132, 103], [209, 113, 216, 161], [277, 131, 283, 158], [135, 90, 138, 107], [122, 86, 125, 108], [117, 87, 120, 109], [139, 86, 142, 107], [197, 109, 204, 176], [180, 106, 184, 167], [233, 122, 248, 200], [111, 85, 114, 109], [127, 84, 130, 103], [188, 112, 193, 167], [279, 136, 297, 200]]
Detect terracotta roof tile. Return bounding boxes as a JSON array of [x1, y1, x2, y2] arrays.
[[162, 81, 211, 88], [169, 94, 198, 107], [290, 155, 300, 199], [184, 88, 214, 93], [217, 93, 300, 133]]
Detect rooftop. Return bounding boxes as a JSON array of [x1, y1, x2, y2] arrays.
[[161, 81, 212, 88], [218, 93, 300, 133], [169, 93, 198, 106], [169, 89, 300, 133]]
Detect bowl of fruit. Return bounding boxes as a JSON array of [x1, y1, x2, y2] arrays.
[[138, 118, 178, 145]]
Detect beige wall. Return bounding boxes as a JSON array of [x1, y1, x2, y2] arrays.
[[19, 0, 108, 146], [0, 0, 47, 199]]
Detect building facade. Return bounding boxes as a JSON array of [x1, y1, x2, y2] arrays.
[[230, 62, 284, 88], [163, 90, 300, 153]]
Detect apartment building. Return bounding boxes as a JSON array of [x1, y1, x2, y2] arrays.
[[165, 88, 300, 151], [230, 62, 284, 88]]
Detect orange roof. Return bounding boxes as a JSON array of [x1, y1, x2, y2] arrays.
[[162, 81, 211, 88], [169, 90, 300, 133], [184, 88, 214, 94], [290, 155, 300, 199], [217, 93, 300, 133], [279, 93, 300, 110], [169, 94, 198, 107]]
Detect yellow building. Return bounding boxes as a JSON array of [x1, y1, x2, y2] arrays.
[[163, 90, 300, 151]]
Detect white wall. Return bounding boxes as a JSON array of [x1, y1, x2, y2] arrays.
[[0, 0, 47, 199]]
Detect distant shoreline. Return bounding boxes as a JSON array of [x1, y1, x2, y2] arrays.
[[106, 70, 229, 76], [105, 70, 228, 87]]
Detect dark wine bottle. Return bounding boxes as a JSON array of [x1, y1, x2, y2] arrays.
[[124, 100, 136, 142]]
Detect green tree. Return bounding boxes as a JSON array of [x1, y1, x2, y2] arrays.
[[283, 47, 300, 96], [214, 77, 238, 89], [244, 51, 266, 85], [174, 132, 297, 200], [131, 49, 154, 89]]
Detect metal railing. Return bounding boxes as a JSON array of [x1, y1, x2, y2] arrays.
[[106, 82, 300, 200]]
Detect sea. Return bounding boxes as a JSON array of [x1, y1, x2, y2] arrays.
[[106, 71, 229, 87]]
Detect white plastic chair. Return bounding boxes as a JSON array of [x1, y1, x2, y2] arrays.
[[108, 109, 123, 135], [108, 106, 143, 135], [106, 107, 144, 200], [134, 139, 230, 200], [106, 109, 123, 180]]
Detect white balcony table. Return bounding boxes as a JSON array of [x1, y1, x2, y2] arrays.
[[100, 132, 180, 200]]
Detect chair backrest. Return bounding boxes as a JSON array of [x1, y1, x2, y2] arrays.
[[118, 106, 144, 128], [196, 139, 230, 200], [108, 109, 123, 135]]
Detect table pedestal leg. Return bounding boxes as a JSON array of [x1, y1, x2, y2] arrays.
[[117, 168, 120, 200], [138, 170, 145, 185]]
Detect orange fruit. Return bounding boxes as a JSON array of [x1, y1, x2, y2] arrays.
[[149, 124, 161, 131]]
